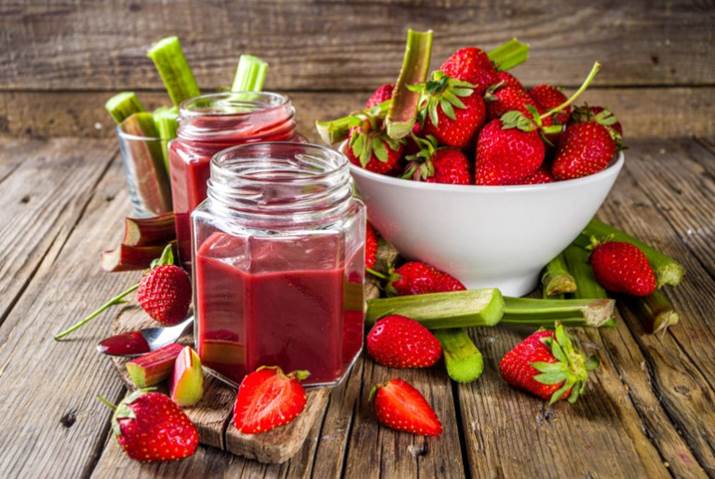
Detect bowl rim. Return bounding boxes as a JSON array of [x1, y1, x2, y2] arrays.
[[347, 149, 624, 194]]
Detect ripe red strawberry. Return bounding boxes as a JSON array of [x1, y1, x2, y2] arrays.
[[367, 315, 442, 368], [590, 241, 657, 296], [475, 117, 546, 185], [485, 85, 537, 120], [529, 84, 570, 125], [415, 71, 486, 148], [552, 122, 616, 180], [389, 261, 466, 296], [346, 123, 404, 175], [365, 83, 394, 108], [492, 70, 523, 90], [137, 264, 192, 325], [521, 168, 555, 184], [403, 135, 471, 185], [371, 378, 443, 436], [499, 323, 598, 404], [365, 222, 379, 270], [233, 366, 309, 434], [570, 105, 623, 137], [439, 47, 495, 85], [106, 390, 198, 461]]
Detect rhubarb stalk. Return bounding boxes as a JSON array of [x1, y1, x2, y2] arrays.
[[232, 54, 268, 92], [579, 218, 685, 287], [106, 92, 145, 124], [563, 245, 608, 300], [487, 38, 529, 71], [385, 29, 433, 139], [153, 106, 178, 174], [541, 253, 577, 298], [123, 213, 176, 247], [127, 343, 184, 388], [366, 289, 615, 329], [147, 36, 201, 106], [631, 290, 680, 334], [435, 329, 484, 383], [101, 242, 175, 272]]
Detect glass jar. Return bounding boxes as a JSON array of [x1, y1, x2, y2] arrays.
[[169, 92, 297, 264], [192, 142, 366, 387]]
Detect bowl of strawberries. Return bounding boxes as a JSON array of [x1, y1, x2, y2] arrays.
[[318, 33, 625, 296]]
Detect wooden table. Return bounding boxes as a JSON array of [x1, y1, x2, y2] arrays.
[[0, 134, 713, 478]]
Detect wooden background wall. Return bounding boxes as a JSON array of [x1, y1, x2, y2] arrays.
[[1, 0, 713, 140]]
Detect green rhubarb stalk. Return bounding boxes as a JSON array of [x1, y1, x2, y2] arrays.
[[632, 290, 680, 334], [366, 289, 615, 329], [563, 245, 608, 300], [487, 38, 529, 71], [105, 92, 145, 124], [579, 218, 685, 288], [153, 106, 178, 173], [316, 38, 529, 145], [541, 253, 577, 298], [435, 329, 484, 383], [385, 29, 433, 139], [232, 54, 268, 92], [147, 36, 201, 106]]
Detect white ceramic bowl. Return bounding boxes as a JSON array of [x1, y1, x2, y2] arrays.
[[350, 152, 624, 296]]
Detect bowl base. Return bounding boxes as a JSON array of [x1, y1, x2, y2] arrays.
[[462, 272, 539, 297]]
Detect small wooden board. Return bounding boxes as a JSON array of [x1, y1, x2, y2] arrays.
[[110, 307, 330, 464]]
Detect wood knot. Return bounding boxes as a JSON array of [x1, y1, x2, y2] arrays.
[[60, 409, 77, 428]]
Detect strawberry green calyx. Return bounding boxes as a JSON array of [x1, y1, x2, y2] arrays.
[[232, 54, 268, 92], [147, 36, 201, 106], [531, 323, 599, 404], [386, 29, 433, 139], [572, 105, 623, 145], [348, 115, 402, 168], [578, 218, 685, 287], [487, 38, 530, 71], [410, 71, 475, 128], [315, 100, 390, 144], [541, 253, 577, 298], [53, 245, 176, 340], [403, 134, 439, 181]]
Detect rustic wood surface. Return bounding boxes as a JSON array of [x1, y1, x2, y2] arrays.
[[0, 135, 713, 478]]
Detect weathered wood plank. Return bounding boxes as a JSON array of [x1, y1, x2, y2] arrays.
[[1, 0, 713, 91], [594, 142, 715, 474], [0, 138, 116, 327], [0, 153, 137, 478], [1, 88, 713, 141], [456, 325, 668, 478], [342, 362, 465, 478]]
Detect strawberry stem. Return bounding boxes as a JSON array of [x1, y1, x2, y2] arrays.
[[539, 62, 601, 121], [96, 395, 117, 411], [367, 268, 387, 280], [54, 283, 139, 341]]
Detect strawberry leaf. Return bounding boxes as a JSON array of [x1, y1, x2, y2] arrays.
[[549, 383, 571, 405], [440, 100, 456, 120], [373, 138, 388, 163], [534, 372, 568, 385]]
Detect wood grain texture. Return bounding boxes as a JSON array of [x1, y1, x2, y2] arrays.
[[2, 88, 714, 141], [0, 151, 134, 478], [1, 0, 714, 91]]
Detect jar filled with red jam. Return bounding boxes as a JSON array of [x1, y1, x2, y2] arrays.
[[192, 142, 366, 387], [169, 92, 297, 264]]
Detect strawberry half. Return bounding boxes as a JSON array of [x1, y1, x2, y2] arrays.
[[590, 241, 657, 296], [371, 378, 443, 436], [389, 261, 466, 296], [105, 390, 199, 462], [233, 366, 309, 434], [367, 315, 442, 368], [137, 264, 192, 325], [499, 323, 598, 404]]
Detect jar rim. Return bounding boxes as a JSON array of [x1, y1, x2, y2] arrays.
[[179, 92, 290, 119]]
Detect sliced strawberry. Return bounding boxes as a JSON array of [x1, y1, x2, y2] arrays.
[[372, 378, 442, 436], [233, 366, 309, 434]]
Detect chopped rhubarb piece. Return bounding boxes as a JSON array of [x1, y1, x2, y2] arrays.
[[147, 36, 201, 106], [101, 243, 174, 272], [105, 92, 145, 124], [126, 342, 184, 388], [123, 214, 176, 247], [153, 106, 178, 173], [232, 54, 268, 92], [170, 346, 204, 406]]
